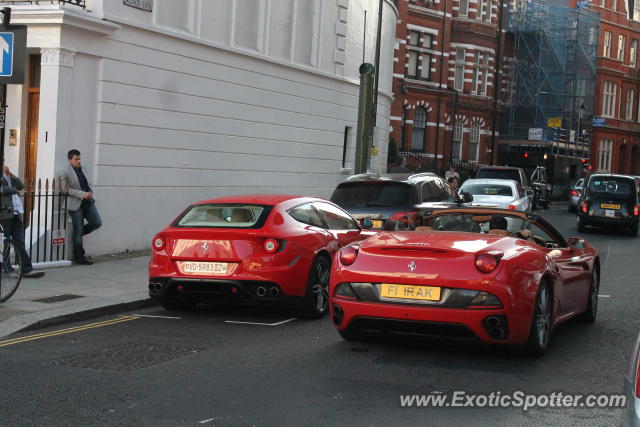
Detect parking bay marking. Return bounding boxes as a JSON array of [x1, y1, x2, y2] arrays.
[[224, 318, 297, 326], [131, 314, 182, 320], [0, 316, 139, 348], [598, 294, 611, 298]]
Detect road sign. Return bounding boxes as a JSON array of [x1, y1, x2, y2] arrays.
[[529, 128, 543, 140], [592, 117, 605, 127], [52, 229, 65, 246], [0, 24, 25, 84], [547, 117, 562, 128]]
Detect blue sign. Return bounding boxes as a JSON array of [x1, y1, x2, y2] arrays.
[[592, 117, 605, 127], [0, 33, 13, 77]]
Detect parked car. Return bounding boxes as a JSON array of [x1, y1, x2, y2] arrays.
[[474, 166, 536, 207], [330, 207, 600, 356], [568, 178, 584, 212], [149, 195, 371, 317], [330, 173, 471, 231], [624, 330, 640, 427], [529, 166, 552, 209], [577, 174, 640, 236], [459, 179, 531, 212]]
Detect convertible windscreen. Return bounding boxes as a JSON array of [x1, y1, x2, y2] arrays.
[[174, 204, 271, 228]]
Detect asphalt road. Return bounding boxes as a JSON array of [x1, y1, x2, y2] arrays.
[[0, 204, 638, 426]]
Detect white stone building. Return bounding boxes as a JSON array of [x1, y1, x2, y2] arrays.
[[2, 0, 397, 254]]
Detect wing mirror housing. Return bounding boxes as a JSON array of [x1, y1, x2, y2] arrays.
[[360, 217, 373, 229], [460, 192, 473, 204]]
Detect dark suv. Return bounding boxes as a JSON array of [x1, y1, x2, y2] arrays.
[[577, 174, 640, 236], [330, 173, 470, 230], [475, 166, 536, 207]]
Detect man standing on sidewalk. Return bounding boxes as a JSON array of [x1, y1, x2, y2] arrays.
[[59, 149, 102, 265], [1, 162, 45, 278]]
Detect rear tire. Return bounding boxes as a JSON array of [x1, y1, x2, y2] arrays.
[[542, 195, 550, 209], [580, 266, 599, 323], [630, 226, 638, 237], [525, 282, 551, 357], [577, 217, 586, 232], [299, 256, 331, 319]]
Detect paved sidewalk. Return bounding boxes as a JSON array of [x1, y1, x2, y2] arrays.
[[0, 254, 153, 338]]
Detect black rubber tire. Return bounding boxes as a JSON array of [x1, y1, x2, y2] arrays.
[[580, 266, 599, 323], [299, 256, 331, 319], [577, 217, 586, 233], [630, 226, 639, 237], [525, 282, 551, 357], [542, 195, 550, 209]]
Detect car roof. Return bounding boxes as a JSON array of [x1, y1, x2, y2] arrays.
[[587, 174, 636, 180], [342, 172, 439, 184], [478, 166, 522, 171], [461, 178, 518, 187], [192, 194, 317, 205]]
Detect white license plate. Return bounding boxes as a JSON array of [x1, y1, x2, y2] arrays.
[[177, 261, 228, 275], [605, 210, 615, 218]]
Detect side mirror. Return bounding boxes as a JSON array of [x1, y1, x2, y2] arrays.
[[360, 217, 373, 229], [460, 192, 473, 203]]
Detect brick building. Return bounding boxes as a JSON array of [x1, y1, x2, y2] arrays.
[[585, 0, 640, 174], [389, 0, 509, 171]]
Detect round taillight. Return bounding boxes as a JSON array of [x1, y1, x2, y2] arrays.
[[475, 251, 503, 274], [634, 205, 639, 216], [508, 204, 517, 211], [581, 201, 588, 214], [153, 235, 166, 251], [264, 238, 279, 254], [339, 246, 359, 266]]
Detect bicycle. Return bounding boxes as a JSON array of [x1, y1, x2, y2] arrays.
[[0, 222, 24, 303]]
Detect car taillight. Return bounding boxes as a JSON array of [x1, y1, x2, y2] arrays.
[[339, 245, 359, 266], [389, 210, 417, 221], [475, 251, 503, 274], [570, 190, 579, 197], [508, 204, 517, 211], [153, 235, 166, 251], [581, 201, 588, 214], [634, 205, 639, 216], [264, 238, 279, 254]]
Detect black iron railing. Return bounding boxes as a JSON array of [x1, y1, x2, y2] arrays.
[[21, 177, 69, 264], [395, 151, 480, 180], [0, 1, 86, 8]]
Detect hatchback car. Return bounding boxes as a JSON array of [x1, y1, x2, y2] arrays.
[[577, 174, 640, 236], [459, 179, 531, 212], [330, 173, 470, 230], [149, 195, 371, 317]]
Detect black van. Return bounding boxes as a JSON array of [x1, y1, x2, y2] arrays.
[[577, 174, 640, 236]]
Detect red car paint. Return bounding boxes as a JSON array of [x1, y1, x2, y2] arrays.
[[329, 208, 599, 348]]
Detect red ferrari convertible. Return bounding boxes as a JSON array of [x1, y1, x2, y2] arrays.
[[329, 208, 600, 355], [149, 195, 370, 317]]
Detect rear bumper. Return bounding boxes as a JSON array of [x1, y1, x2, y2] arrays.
[[579, 213, 639, 228]]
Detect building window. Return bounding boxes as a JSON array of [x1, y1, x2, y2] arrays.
[[635, 2, 640, 20], [459, 0, 469, 17], [603, 31, 611, 57], [452, 120, 463, 159], [626, 89, 635, 120], [469, 122, 480, 161], [471, 52, 490, 96], [477, 0, 491, 21], [412, 107, 427, 151], [618, 35, 625, 61], [602, 81, 617, 117], [407, 31, 432, 81], [599, 139, 613, 172], [631, 39, 638, 68], [454, 48, 465, 91]]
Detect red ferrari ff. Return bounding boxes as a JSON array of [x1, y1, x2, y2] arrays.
[[149, 195, 370, 317], [330, 208, 600, 355]]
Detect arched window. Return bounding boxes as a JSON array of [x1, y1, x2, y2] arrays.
[[412, 107, 427, 151], [469, 122, 480, 161], [452, 120, 463, 159]]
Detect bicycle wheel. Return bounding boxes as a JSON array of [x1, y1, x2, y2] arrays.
[[1, 238, 23, 303]]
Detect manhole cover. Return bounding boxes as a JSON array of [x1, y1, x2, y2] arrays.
[[33, 294, 84, 303], [49, 342, 203, 371]]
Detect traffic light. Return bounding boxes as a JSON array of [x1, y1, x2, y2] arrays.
[[524, 152, 529, 158], [581, 158, 587, 164]]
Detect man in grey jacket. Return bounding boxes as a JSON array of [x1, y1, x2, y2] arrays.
[[59, 149, 102, 265], [1, 162, 44, 277]]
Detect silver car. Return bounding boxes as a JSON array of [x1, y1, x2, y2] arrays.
[[624, 331, 640, 427], [568, 178, 584, 212], [459, 179, 532, 212]]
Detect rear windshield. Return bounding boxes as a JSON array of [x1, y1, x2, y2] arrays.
[[173, 204, 272, 228], [588, 177, 633, 196], [331, 182, 412, 209], [461, 183, 513, 197], [476, 169, 520, 182]]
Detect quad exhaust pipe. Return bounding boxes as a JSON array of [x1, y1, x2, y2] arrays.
[[484, 316, 508, 340], [148, 282, 165, 292], [256, 287, 267, 297]]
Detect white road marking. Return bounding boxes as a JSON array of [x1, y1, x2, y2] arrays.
[[604, 245, 610, 264], [198, 418, 216, 424], [132, 314, 182, 319], [598, 294, 611, 298], [224, 318, 297, 326]]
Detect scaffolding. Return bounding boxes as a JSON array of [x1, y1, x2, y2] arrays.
[[503, 0, 599, 151]]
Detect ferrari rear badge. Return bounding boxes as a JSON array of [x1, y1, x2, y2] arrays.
[[201, 242, 209, 253], [408, 261, 416, 272]]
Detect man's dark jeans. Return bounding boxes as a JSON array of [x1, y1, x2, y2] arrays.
[[2, 214, 33, 273], [70, 199, 102, 261]]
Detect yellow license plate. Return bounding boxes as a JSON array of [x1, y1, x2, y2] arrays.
[[372, 220, 383, 228], [379, 284, 441, 301], [600, 203, 621, 209]]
